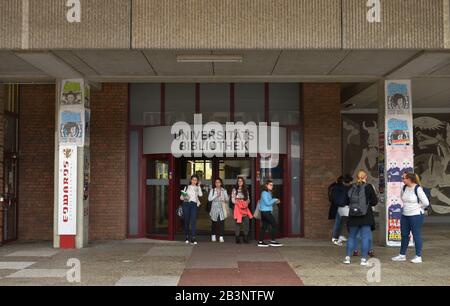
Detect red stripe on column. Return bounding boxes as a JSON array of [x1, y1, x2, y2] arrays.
[[60, 235, 76, 249]]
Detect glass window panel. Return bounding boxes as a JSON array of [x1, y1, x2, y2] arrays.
[[234, 83, 265, 123], [146, 159, 169, 236], [269, 83, 299, 125], [200, 83, 229, 123], [166, 83, 195, 125], [130, 83, 161, 126]]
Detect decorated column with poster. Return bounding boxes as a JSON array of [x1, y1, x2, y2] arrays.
[[385, 80, 414, 246], [55, 79, 90, 249]]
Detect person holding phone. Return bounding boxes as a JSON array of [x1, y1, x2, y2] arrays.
[[180, 174, 203, 245], [257, 180, 283, 247], [208, 178, 229, 243]]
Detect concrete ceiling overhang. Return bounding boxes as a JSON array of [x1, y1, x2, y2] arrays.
[[1, 49, 450, 108]]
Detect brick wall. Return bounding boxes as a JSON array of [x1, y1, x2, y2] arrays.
[[303, 83, 341, 239], [17, 83, 128, 242], [18, 85, 55, 241], [89, 84, 128, 240], [0, 85, 4, 245]]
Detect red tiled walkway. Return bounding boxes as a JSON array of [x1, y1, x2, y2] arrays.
[[178, 243, 303, 286]]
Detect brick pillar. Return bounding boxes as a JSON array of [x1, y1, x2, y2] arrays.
[[89, 84, 128, 240], [0, 85, 4, 246], [303, 83, 341, 239], [19, 85, 55, 241]]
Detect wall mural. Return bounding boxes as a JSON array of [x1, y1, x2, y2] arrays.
[[342, 114, 379, 188], [342, 113, 450, 215], [414, 115, 450, 215]]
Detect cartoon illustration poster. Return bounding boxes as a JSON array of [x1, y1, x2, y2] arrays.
[[60, 79, 84, 105], [386, 146, 414, 183], [386, 81, 411, 116], [387, 184, 403, 242], [59, 110, 83, 146], [387, 117, 412, 146]]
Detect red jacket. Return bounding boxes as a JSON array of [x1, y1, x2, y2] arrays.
[[233, 199, 253, 223]]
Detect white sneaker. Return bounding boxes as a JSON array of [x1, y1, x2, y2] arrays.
[[411, 256, 423, 264], [392, 254, 406, 262], [343, 256, 351, 264], [211, 235, 217, 242], [338, 236, 347, 242], [333, 239, 343, 246], [185, 240, 190, 244], [360, 258, 368, 266], [219, 236, 224, 243]]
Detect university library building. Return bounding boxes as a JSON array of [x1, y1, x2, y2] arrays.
[[0, 0, 450, 289]]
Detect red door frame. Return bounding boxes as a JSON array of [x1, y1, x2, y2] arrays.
[[254, 154, 289, 240], [142, 154, 175, 240]]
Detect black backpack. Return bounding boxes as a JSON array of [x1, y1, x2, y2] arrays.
[[348, 184, 369, 217], [402, 185, 432, 211]]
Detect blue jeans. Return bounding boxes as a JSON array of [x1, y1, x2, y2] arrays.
[[356, 229, 373, 250], [346, 225, 372, 259], [400, 214, 424, 257], [182, 201, 198, 240], [332, 212, 342, 239]]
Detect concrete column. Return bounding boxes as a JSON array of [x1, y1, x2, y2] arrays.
[[54, 79, 90, 249], [379, 80, 414, 247]]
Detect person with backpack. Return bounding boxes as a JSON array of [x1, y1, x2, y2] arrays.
[[257, 180, 283, 247], [343, 170, 378, 266], [180, 174, 203, 245], [232, 176, 253, 244], [328, 176, 343, 222], [208, 178, 229, 243], [330, 174, 353, 246], [392, 172, 430, 264]]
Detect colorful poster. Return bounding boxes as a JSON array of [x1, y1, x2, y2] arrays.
[[387, 117, 412, 146], [58, 146, 78, 235], [59, 110, 83, 146], [387, 184, 403, 242], [60, 79, 83, 105], [386, 146, 414, 183]]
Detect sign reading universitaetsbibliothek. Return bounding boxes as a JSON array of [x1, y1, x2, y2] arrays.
[[384, 80, 414, 247], [58, 145, 78, 235]]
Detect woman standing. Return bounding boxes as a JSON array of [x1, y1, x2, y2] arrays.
[[257, 180, 283, 247], [208, 178, 229, 243], [232, 176, 253, 244], [392, 172, 429, 263], [343, 170, 378, 266], [180, 174, 203, 245]]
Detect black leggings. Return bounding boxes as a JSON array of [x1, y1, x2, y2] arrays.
[[259, 211, 278, 241], [211, 219, 225, 237]]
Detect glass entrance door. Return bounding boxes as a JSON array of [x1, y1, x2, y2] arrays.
[[146, 156, 173, 238], [2, 85, 19, 243], [176, 158, 255, 236]]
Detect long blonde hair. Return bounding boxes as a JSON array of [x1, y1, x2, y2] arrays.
[[356, 170, 368, 184]]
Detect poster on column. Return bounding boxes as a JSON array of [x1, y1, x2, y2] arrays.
[[58, 145, 78, 235], [60, 79, 84, 106], [59, 109, 84, 146], [385, 80, 414, 247]]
